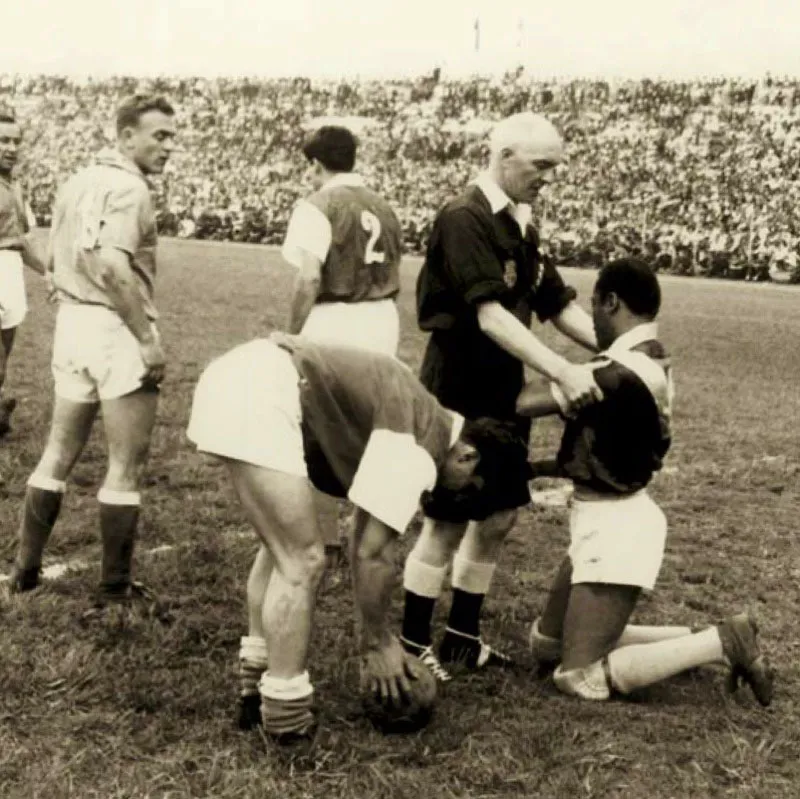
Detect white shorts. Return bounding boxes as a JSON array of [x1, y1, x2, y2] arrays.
[[0, 250, 28, 330], [569, 491, 667, 590], [52, 304, 155, 402], [187, 339, 308, 476], [301, 299, 399, 356]]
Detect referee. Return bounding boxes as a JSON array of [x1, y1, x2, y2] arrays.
[[400, 112, 601, 678]]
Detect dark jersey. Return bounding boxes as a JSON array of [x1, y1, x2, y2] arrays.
[[557, 335, 673, 496], [270, 332, 458, 532], [305, 184, 403, 303], [416, 184, 576, 423]]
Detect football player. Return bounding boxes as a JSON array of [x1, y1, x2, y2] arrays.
[[518, 258, 773, 706], [187, 332, 520, 744], [280, 127, 404, 603], [8, 95, 175, 604], [0, 108, 48, 435]]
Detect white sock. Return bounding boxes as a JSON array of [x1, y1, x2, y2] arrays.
[[616, 624, 693, 647], [259, 670, 314, 701], [608, 628, 726, 694], [239, 635, 269, 666], [403, 555, 447, 598], [451, 554, 496, 595]]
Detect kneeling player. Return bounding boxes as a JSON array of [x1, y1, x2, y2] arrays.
[[187, 332, 517, 744], [516, 259, 774, 706]]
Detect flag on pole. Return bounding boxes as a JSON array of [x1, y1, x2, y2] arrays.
[[474, 17, 480, 52]]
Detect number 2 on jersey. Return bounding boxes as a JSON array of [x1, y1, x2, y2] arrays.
[[360, 210, 386, 265]]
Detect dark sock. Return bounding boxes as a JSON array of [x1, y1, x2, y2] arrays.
[[16, 486, 63, 573], [401, 591, 436, 648], [445, 588, 485, 639], [98, 502, 140, 596]]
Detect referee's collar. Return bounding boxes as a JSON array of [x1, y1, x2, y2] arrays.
[[322, 172, 366, 190], [605, 322, 660, 356], [474, 172, 532, 231]]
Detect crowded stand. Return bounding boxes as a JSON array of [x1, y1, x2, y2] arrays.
[[2, 70, 799, 282]]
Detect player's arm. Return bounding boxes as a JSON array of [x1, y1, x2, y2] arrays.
[[477, 301, 602, 409], [18, 233, 48, 276], [286, 251, 322, 334], [281, 200, 330, 334], [352, 509, 414, 706], [551, 300, 598, 352], [515, 382, 562, 418], [92, 247, 164, 386]]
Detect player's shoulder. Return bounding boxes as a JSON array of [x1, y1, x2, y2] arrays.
[[435, 186, 490, 229], [593, 343, 671, 395]]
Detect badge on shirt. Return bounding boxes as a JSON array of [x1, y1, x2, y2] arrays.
[[503, 260, 517, 289]]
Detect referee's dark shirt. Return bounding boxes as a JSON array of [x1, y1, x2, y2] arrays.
[[416, 178, 577, 425]]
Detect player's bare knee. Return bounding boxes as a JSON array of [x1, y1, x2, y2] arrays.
[[277, 541, 326, 588]]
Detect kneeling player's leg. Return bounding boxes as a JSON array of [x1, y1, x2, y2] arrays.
[[11, 394, 98, 591], [228, 460, 325, 737], [553, 582, 639, 700], [99, 387, 158, 598], [531, 558, 694, 666]]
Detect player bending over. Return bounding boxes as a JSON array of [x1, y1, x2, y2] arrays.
[[187, 332, 518, 745], [517, 258, 774, 707]]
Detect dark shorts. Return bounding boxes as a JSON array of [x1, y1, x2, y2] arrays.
[[420, 330, 532, 516]]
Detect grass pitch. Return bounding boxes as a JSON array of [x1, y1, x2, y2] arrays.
[[1, 239, 798, 798]]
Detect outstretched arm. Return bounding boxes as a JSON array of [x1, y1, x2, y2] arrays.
[[477, 300, 602, 411], [516, 382, 563, 418], [286, 250, 322, 334]]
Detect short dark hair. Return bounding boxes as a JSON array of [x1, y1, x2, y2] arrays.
[[0, 107, 16, 125], [116, 94, 175, 135], [421, 418, 529, 523], [302, 125, 357, 172], [595, 258, 661, 319]]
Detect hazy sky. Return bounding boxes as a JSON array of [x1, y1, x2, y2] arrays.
[[2, 0, 799, 79]]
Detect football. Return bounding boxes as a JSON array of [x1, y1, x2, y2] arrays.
[[362, 658, 438, 734]]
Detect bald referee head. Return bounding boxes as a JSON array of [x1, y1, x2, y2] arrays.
[[487, 112, 564, 205]]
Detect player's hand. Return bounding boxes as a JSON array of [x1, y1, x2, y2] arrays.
[[139, 332, 167, 389], [360, 636, 415, 708], [556, 362, 603, 413]]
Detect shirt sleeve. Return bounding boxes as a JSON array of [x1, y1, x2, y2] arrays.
[[96, 185, 146, 255], [435, 207, 510, 306], [348, 429, 437, 533], [281, 200, 332, 267], [531, 256, 578, 323]]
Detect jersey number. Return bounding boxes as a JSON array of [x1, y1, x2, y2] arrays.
[[360, 210, 386, 265]]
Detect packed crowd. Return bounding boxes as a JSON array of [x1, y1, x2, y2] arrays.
[[2, 70, 799, 282]]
